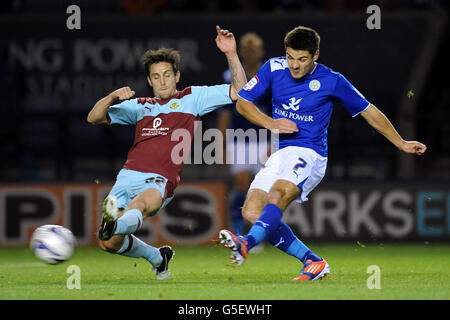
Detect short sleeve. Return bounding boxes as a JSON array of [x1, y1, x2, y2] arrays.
[[107, 98, 139, 125], [238, 60, 272, 103], [193, 85, 233, 117], [332, 73, 370, 117]]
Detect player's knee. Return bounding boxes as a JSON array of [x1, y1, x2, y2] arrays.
[[242, 207, 258, 224], [267, 184, 299, 211], [131, 189, 162, 217], [267, 190, 283, 207]]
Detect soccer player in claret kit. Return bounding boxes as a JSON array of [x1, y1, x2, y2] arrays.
[[87, 26, 247, 280], [219, 26, 427, 281]]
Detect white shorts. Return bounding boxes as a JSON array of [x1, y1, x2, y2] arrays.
[[226, 141, 270, 175], [249, 146, 327, 203]]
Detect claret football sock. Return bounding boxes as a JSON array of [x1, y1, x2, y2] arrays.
[[245, 204, 282, 251], [117, 234, 163, 268], [114, 208, 143, 235]]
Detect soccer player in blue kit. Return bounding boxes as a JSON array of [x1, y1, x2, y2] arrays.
[[219, 26, 427, 281]]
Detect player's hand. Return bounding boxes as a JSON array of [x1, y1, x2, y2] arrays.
[[215, 25, 237, 56], [110, 87, 136, 101], [270, 118, 299, 134], [400, 141, 427, 155]]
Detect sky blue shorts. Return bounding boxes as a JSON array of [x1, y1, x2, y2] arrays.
[[108, 169, 173, 215]]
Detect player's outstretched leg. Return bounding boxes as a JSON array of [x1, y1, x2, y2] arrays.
[[98, 190, 174, 280], [113, 234, 174, 280], [219, 203, 283, 265], [223, 179, 298, 264]]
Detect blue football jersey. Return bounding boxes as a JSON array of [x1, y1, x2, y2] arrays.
[[238, 57, 370, 157]]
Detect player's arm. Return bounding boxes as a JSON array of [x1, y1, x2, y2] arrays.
[[360, 104, 427, 155], [87, 87, 135, 125], [236, 97, 298, 134], [215, 26, 247, 101]]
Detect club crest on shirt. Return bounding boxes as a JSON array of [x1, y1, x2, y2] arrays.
[[243, 76, 259, 91], [170, 102, 180, 109], [309, 80, 321, 91]]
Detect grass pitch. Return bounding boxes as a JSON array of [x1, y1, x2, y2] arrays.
[[0, 243, 449, 300]]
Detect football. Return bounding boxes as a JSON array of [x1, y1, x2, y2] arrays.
[[30, 225, 76, 264]]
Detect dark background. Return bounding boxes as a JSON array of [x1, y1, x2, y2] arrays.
[[0, 0, 448, 186]]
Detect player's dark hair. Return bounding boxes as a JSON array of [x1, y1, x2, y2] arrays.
[[284, 26, 320, 55], [142, 48, 181, 77]]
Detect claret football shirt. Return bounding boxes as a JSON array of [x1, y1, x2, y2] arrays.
[[107, 84, 232, 196]]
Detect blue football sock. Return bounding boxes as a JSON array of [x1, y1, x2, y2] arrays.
[[114, 208, 143, 235], [245, 204, 282, 251], [300, 249, 322, 263], [117, 235, 163, 268], [230, 191, 246, 235], [266, 222, 296, 251], [267, 222, 321, 263]]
